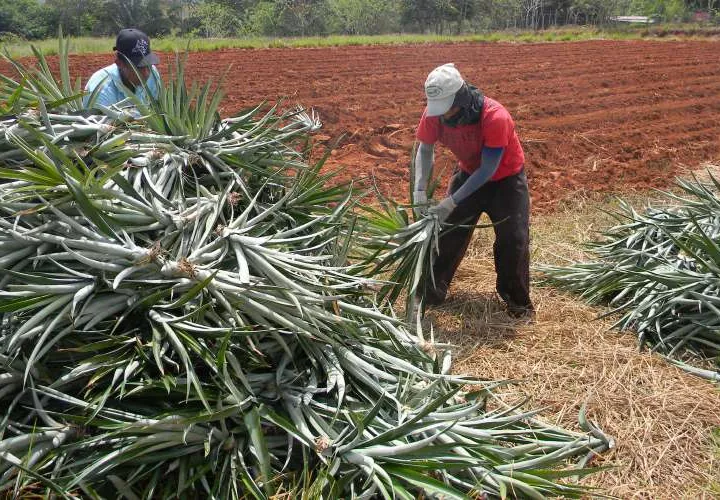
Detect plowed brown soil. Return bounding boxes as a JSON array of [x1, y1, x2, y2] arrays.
[[5, 39, 720, 211]]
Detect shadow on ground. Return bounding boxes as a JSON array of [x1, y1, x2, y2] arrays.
[[421, 289, 530, 350]]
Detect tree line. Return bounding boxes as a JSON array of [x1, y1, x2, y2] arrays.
[[0, 0, 717, 40]]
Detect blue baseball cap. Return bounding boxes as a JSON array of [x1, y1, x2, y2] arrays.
[[114, 28, 159, 68]]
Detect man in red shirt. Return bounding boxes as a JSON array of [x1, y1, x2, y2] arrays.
[[415, 63, 533, 318]]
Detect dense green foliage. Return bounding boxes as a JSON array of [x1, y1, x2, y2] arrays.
[[0, 0, 717, 40]]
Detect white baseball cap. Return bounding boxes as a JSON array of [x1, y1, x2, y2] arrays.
[[424, 63, 465, 117]]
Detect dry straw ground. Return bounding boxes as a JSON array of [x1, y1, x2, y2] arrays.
[[426, 171, 720, 498]]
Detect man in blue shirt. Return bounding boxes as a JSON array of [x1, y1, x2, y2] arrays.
[[84, 28, 161, 110]]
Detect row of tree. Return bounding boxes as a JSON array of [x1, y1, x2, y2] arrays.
[[0, 0, 717, 40]]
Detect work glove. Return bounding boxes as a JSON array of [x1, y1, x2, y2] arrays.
[[413, 190, 429, 219], [413, 190, 428, 205], [428, 196, 457, 223]]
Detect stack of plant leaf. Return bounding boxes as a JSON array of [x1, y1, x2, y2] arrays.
[[352, 145, 483, 325], [0, 43, 612, 498], [540, 175, 720, 380]]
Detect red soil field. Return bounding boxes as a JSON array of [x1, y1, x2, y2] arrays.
[[7, 40, 720, 212]]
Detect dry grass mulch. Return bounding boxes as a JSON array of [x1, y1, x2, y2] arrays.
[[426, 184, 720, 498]]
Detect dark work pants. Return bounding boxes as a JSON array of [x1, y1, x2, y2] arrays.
[[426, 169, 532, 310]]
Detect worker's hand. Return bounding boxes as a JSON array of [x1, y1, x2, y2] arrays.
[[413, 190, 429, 218], [428, 196, 457, 223]]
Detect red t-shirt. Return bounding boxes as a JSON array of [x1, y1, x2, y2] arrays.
[[416, 96, 524, 181]]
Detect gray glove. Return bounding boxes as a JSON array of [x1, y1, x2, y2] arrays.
[[428, 196, 457, 223], [413, 190, 428, 218]]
